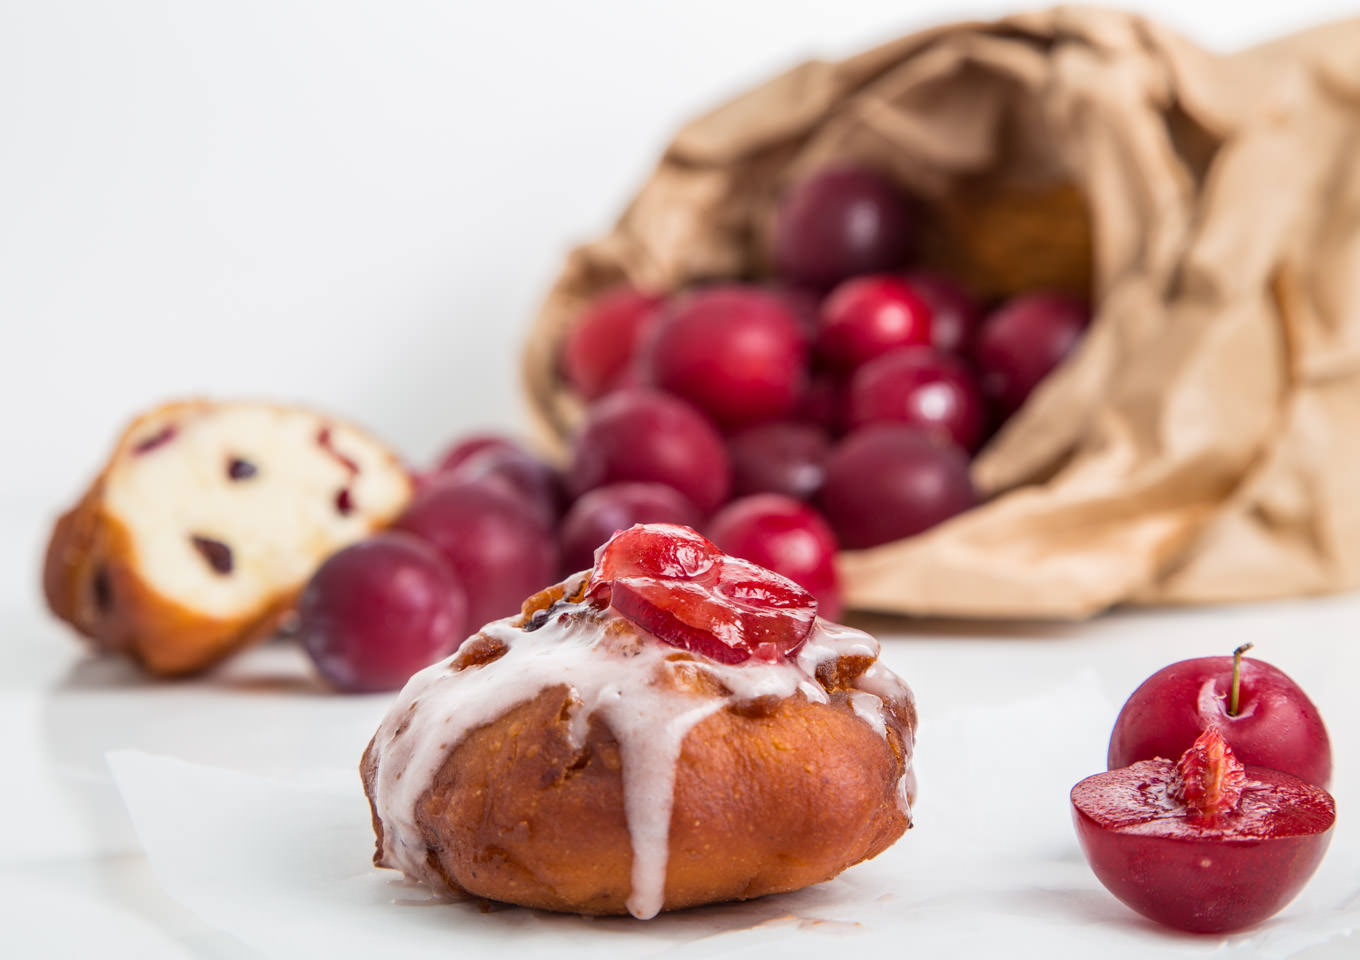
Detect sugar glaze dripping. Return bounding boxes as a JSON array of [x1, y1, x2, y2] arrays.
[[368, 594, 911, 919]]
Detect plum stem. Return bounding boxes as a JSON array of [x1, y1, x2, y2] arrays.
[[1229, 642, 1254, 717]]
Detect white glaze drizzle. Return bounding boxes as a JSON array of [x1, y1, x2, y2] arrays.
[[849, 691, 886, 737], [614, 695, 723, 916], [368, 595, 914, 919], [852, 661, 918, 816]]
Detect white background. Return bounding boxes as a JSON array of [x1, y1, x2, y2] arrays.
[[4, 0, 1359, 556], [3, 2, 1358, 957]]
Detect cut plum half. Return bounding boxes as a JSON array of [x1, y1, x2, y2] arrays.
[[1071, 728, 1335, 934]]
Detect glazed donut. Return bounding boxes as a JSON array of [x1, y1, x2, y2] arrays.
[[362, 523, 916, 918]]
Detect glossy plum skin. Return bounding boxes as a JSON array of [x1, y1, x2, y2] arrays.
[[638, 285, 808, 430], [1108, 656, 1333, 788], [562, 287, 664, 400], [903, 270, 983, 356], [973, 293, 1090, 418], [707, 494, 842, 620], [727, 421, 831, 502], [568, 388, 731, 513], [441, 444, 565, 528], [819, 425, 978, 549], [766, 283, 822, 339], [433, 434, 519, 478], [298, 533, 469, 693], [1071, 759, 1335, 933], [793, 372, 848, 436], [393, 481, 558, 630], [846, 346, 987, 452], [557, 482, 701, 575], [817, 275, 933, 374], [773, 168, 918, 289]]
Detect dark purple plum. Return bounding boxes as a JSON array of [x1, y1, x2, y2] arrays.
[[773, 168, 918, 289], [820, 425, 977, 548], [443, 444, 565, 527], [298, 532, 469, 693], [568, 388, 731, 513], [558, 482, 701, 575], [902, 270, 984, 356], [727, 421, 831, 501], [638, 285, 808, 431], [847, 346, 987, 453], [974, 293, 1091, 419], [394, 481, 558, 629]]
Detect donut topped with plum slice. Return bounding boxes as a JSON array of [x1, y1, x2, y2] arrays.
[[361, 523, 917, 918]]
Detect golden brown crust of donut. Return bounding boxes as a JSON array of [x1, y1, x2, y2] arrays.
[[361, 648, 914, 915]]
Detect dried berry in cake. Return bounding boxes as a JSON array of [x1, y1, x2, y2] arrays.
[[361, 523, 916, 917], [43, 400, 413, 675]]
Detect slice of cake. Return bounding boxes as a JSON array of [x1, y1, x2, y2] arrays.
[[43, 400, 413, 675]]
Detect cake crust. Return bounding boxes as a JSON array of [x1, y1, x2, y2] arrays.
[[43, 399, 412, 675]]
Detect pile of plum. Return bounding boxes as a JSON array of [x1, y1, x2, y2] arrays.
[[555, 166, 1090, 616], [297, 166, 1091, 693]]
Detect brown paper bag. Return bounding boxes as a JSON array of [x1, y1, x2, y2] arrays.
[[523, 8, 1360, 619]]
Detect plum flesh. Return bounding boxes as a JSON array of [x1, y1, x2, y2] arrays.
[[1072, 732, 1335, 933]]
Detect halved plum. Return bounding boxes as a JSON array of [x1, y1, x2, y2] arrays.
[[1071, 727, 1335, 933]]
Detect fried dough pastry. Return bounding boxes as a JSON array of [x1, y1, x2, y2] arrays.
[[362, 524, 916, 917]]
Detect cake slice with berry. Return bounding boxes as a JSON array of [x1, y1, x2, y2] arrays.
[[43, 400, 413, 675]]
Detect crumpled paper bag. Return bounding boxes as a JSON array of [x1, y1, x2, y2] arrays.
[[523, 7, 1360, 619]]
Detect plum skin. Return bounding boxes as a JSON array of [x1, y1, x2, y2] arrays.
[[818, 424, 977, 549], [707, 493, 842, 621], [638, 285, 809, 430], [1107, 656, 1332, 788], [298, 532, 469, 693], [568, 388, 732, 514], [557, 482, 701, 576], [1071, 761, 1335, 933], [773, 167, 918, 289], [393, 481, 558, 630]]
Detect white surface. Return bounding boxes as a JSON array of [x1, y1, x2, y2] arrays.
[[4, 592, 1358, 958], [4, 1, 1360, 957], [101, 667, 1354, 960]]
